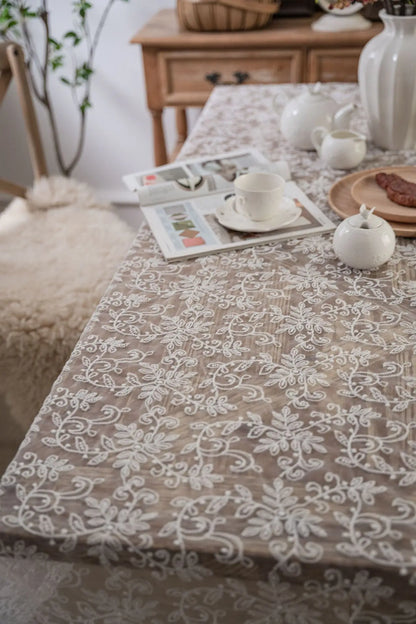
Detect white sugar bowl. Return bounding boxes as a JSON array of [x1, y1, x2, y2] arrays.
[[333, 204, 396, 270]]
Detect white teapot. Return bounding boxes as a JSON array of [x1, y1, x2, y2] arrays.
[[333, 204, 396, 270], [277, 83, 356, 150]]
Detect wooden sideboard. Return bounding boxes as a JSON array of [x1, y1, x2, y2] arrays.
[[131, 10, 382, 166]]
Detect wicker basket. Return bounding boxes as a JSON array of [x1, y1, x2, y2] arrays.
[[177, 0, 280, 32]]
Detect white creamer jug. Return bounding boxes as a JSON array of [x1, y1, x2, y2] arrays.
[[311, 127, 367, 169]]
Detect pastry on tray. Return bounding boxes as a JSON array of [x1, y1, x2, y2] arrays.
[[375, 172, 416, 208]]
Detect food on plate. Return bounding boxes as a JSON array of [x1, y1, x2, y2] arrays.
[[375, 172, 416, 208]]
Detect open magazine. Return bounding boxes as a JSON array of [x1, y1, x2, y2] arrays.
[[123, 149, 335, 262]]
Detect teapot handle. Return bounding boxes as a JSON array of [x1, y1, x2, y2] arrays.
[[311, 126, 328, 154], [272, 93, 284, 114]]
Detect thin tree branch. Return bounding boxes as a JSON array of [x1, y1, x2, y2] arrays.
[[38, 0, 67, 174], [90, 0, 115, 63], [64, 0, 116, 175], [64, 109, 86, 176], [1, 0, 127, 176]]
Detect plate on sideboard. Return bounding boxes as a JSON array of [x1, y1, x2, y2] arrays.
[[328, 169, 416, 238], [350, 166, 416, 224]]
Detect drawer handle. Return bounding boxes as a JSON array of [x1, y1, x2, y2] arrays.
[[205, 71, 250, 86]]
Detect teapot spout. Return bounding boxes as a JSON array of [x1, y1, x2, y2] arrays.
[[333, 102, 356, 130]]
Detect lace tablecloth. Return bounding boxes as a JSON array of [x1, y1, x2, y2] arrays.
[[1, 84, 416, 624]]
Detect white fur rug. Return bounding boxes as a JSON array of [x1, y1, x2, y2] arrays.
[[0, 176, 135, 461]]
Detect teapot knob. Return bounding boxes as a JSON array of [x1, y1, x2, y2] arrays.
[[311, 81, 322, 94]]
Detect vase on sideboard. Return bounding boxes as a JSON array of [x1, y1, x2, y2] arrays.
[[358, 9, 416, 150]]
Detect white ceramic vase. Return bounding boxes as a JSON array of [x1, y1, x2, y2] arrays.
[[358, 9, 416, 150]]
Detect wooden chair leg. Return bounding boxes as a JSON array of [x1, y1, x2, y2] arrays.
[[0, 178, 26, 198], [6, 43, 47, 179], [0, 70, 11, 104]]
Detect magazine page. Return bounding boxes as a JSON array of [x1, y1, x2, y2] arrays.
[[141, 181, 336, 262], [123, 149, 289, 206]]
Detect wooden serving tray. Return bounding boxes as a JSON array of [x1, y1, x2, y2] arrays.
[[350, 166, 416, 224], [328, 168, 416, 238]]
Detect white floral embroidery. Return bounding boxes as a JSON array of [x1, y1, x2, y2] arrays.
[[1, 83, 416, 622]]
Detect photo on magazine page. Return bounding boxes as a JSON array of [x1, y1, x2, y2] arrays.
[[186, 152, 265, 182], [122, 149, 270, 196]]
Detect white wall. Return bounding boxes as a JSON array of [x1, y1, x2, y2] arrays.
[[0, 1, 185, 204]]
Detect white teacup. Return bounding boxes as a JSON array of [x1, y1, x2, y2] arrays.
[[234, 172, 285, 222]]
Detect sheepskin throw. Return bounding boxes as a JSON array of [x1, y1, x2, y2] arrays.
[[0, 176, 135, 455]]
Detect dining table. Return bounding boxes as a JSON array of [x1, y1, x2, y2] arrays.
[[1, 82, 416, 624]]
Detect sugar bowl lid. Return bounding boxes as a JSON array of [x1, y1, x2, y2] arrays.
[[347, 204, 384, 229]]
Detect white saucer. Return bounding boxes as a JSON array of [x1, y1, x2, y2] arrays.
[[215, 196, 301, 233]]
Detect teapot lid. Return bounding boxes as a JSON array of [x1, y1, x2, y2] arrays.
[[348, 204, 384, 229], [305, 82, 333, 101]]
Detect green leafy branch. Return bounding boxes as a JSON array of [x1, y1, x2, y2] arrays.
[[0, 0, 130, 176]]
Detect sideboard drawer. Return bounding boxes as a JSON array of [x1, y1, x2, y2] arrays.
[[308, 48, 362, 83], [160, 50, 303, 106]]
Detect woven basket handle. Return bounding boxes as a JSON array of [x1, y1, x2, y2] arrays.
[[184, 0, 279, 14]]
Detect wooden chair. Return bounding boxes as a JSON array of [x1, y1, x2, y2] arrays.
[[0, 42, 47, 197]]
